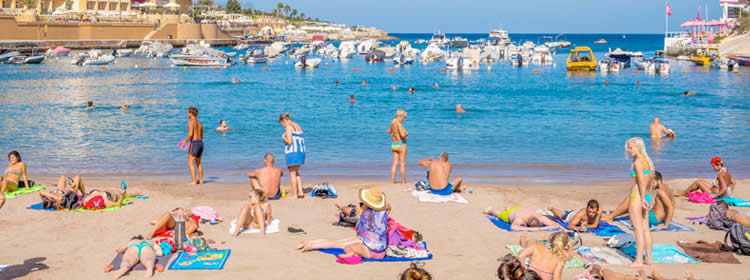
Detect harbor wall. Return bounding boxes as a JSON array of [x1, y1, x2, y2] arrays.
[[0, 15, 155, 40]]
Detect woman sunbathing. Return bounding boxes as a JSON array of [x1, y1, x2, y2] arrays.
[[232, 189, 273, 236], [82, 189, 126, 210], [716, 201, 750, 228], [109, 235, 164, 279], [39, 176, 86, 208], [297, 188, 389, 260], [517, 232, 572, 280], [146, 208, 199, 239]]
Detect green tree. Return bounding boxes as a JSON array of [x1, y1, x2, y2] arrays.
[[299, 12, 304, 21], [64, 0, 74, 10], [314, 17, 319, 22], [283, 4, 290, 17], [19, 0, 35, 9], [225, 0, 242, 13], [276, 2, 284, 12], [290, 9, 297, 19], [197, 0, 213, 6], [272, 8, 278, 16]]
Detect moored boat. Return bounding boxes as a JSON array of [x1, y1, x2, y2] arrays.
[[170, 54, 231, 67], [295, 56, 321, 69], [566, 46, 597, 71]]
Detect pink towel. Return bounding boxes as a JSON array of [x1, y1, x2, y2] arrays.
[[688, 191, 717, 204], [336, 255, 362, 265]]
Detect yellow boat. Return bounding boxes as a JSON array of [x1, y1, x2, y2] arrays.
[[690, 46, 720, 66], [567, 46, 597, 71], [594, 39, 607, 44]]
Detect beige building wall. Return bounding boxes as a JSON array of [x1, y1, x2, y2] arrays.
[[0, 15, 155, 40]]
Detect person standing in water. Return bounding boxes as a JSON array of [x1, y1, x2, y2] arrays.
[[649, 117, 675, 139], [388, 110, 408, 184], [87, 101, 94, 110], [181, 107, 204, 184], [279, 113, 305, 199], [624, 137, 654, 268], [456, 104, 466, 113]]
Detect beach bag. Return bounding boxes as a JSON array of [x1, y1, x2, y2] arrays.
[[607, 233, 635, 248], [708, 204, 733, 231], [415, 180, 430, 191], [334, 212, 359, 227], [722, 224, 750, 256], [185, 237, 209, 252], [41, 197, 58, 210], [60, 191, 81, 209], [311, 184, 337, 198]]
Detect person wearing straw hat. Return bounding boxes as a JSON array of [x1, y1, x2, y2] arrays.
[[296, 188, 389, 259]]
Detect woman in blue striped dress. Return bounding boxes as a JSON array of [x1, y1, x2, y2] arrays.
[[279, 113, 305, 199]]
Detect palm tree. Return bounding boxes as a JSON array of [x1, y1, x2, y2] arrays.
[[19, 0, 35, 9], [276, 2, 284, 12], [283, 4, 290, 17], [299, 12, 305, 21], [272, 8, 278, 16], [290, 9, 297, 19]]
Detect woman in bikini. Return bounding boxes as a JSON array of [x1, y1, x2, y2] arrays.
[[679, 157, 736, 198], [146, 207, 199, 239], [110, 235, 164, 279], [279, 113, 306, 199], [516, 232, 571, 280], [39, 176, 86, 208], [0, 151, 30, 210], [232, 188, 273, 236], [625, 137, 655, 267], [388, 109, 408, 184]]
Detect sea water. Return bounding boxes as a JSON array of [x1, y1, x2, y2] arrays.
[[0, 34, 748, 183]]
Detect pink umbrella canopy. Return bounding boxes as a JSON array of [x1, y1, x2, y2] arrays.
[[706, 20, 726, 26], [680, 19, 704, 27]]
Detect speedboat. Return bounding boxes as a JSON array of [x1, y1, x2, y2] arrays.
[[295, 56, 321, 69], [336, 41, 357, 59], [0, 50, 21, 62], [728, 55, 750, 66], [5, 47, 45, 64], [135, 41, 173, 57], [594, 39, 607, 44], [357, 40, 380, 55], [393, 54, 415, 65], [379, 46, 396, 59], [46, 46, 71, 56], [598, 59, 609, 72], [566, 46, 597, 71], [428, 31, 449, 47], [414, 39, 427, 44], [365, 49, 386, 62], [446, 55, 468, 70], [72, 49, 115, 66], [713, 59, 737, 70], [489, 28, 510, 41], [449, 37, 469, 48], [115, 49, 133, 57], [288, 46, 312, 59], [632, 57, 651, 70], [604, 48, 636, 69], [242, 49, 268, 64], [510, 53, 523, 66], [647, 58, 671, 74], [690, 46, 720, 66], [170, 51, 232, 67], [233, 43, 250, 51], [419, 43, 444, 63]]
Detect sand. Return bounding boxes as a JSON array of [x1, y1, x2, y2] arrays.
[[1, 175, 748, 279]]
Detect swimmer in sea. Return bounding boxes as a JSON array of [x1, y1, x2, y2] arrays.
[[392, 85, 397, 91], [87, 101, 93, 110], [682, 91, 696, 96], [216, 120, 229, 132], [637, 81, 641, 86], [350, 95, 356, 104], [433, 82, 439, 88], [232, 75, 240, 84], [121, 104, 128, 111], [408, 87, 415, 93], [456, 104, 466, 113], [362, 80, 367, 85], [335, 80, 339, 86]]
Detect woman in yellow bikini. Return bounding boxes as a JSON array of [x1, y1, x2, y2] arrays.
[[625, 137, 655, 268], [388, 109, 408, 184]]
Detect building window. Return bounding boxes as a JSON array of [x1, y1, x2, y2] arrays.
[[121, 3, 127, 10], [98, 2, 106, 10], [109, 2, 117, 9], [87, 2, 95, 9]]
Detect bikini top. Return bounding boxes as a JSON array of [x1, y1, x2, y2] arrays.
[[5, 167, 21, 176], [630, 158, 652, 178]]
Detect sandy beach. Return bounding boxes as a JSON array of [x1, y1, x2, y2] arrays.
[[1, 175, 748, 279]]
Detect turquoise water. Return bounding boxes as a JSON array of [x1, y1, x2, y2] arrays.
[[1, 34, 748, 183]]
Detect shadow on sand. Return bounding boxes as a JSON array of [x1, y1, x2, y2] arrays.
[[0, 257, 49, 279]]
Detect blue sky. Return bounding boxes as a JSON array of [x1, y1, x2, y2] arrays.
[[227, 0, 725, 34]]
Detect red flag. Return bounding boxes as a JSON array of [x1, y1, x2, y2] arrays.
[[697, 10, 702, 21], [666, 3, 671, 16]]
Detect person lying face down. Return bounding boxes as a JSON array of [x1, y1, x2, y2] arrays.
[[549, 199, 602, 231], [483, 207, 562, 231], [715, 201, 750, 228]]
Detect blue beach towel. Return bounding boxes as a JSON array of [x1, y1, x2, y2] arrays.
[[614, 217, 694, 232], [317, 242, 432, 262], [555, 219, 624, 236], [487, 215, 561, 232], [27, 196, 149, 212], [717, 196, 750, 207], [168, 250, 231, 270], [619, 243, 699, 264]]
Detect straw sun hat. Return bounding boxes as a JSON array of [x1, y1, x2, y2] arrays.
[[359, 187, 386, 211]]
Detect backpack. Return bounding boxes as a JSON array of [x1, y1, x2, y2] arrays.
[[333, 212, 359, 227], [707, 204, 734, 231], [722, 223, 750, 255], [60, 191, 81, 209]]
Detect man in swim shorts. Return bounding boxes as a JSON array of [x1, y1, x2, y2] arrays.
[[649, 117, 675, 139], [483, 207, 562, 231], [603, 171, 676, 229], [549, 199, 602, 231], [418, 152, 465, 195], [248, 153, 284, 200], [181, 106, 204, 184]]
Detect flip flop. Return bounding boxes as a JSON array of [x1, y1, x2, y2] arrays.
[[156, 264, 164, 272], [288, 227, 306, 235], [104, 264, 114, 272]]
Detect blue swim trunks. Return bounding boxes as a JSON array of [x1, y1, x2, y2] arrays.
[[268, 189, 282, 200], [189, 140, 204, 158], [429, 183, 454, 196]]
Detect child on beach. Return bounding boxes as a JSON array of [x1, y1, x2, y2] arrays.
[[109, 235, 164, 280], [401, 262, 432, 280], [232, 189, 273, 236]]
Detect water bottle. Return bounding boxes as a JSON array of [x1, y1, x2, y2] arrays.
[[174, 212, 186, 251]]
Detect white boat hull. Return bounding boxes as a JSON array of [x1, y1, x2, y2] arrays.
[[170, 56, 231, 66]]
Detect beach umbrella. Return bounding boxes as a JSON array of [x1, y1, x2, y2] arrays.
[[141, 2, 156, 7], [163, 3, 180, 8], [706, 20, 724, 26], [680, 19, 703, 27]]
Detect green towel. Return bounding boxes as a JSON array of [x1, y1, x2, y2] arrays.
[[3, 185, 46, 198], [505, 244, 584, 268], [70, 197, 146, 212]]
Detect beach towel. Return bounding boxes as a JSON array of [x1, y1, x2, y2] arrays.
[[168, 250, 230, 270], [411, 190, 467, 204], [677, 240, 741, 264], [3, 185, 46, 198], [486, 215, 561, 232], [717, 196, 750, 207], [555, 219, 624, 236], [505, 244, 584, 268], [688, 191, 717, 204], [316, 242, 432, 263], [614, 217, 694, 232], [0, 264, 6, 272], [619, 243, 699, 264], [107, 253, 173, 271], [192, 206, 223, 223], [228, 218, 280, 234], [27, 196, 148, 212], [576, 246, 631, 265], [685, 216, 709, 225]]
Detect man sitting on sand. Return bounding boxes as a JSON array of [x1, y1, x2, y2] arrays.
[[603, 171, 676, 229], [418, 152, 465, 195], [484, 207, 561, 231], [715, 201, 750, 228], [247, 153, 284, 200], [649, 117, 675, 139], [549, 199, 602, 231]]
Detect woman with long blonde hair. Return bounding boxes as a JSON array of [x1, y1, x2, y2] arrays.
[[624, 137, 654, 267], [516, 232, 571, 280]]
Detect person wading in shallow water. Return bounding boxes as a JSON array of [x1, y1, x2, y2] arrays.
[[181, 107, 204, 184]]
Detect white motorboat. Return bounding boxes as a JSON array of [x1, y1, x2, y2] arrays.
[[531, 50, 553, 64], [135, 41, 173, 57], [632, 58, 651, 70], [242, 49, 268, 64], [675, 55, 690, 61], [357, 40, 380, 55], [116, 49, 133, 57], [449, 37, 469, 48], [446, 55, 473, 70], [170, 55, 231, 67], [289, 46, 312, 59], [295, 56, 321, 69], [380, 46, 396, 59], [489, 28, 510, 41], [233, 43, 250, 51], [647, 58, 671, 73], [414, 39, 427, 44], [428, 31, 449, 47], [419, 43, 444, 63], [336, 41, 357, 59], [598, 60, 610, 72], [0, 50, 21, 62], [393, 54, 415, 65]]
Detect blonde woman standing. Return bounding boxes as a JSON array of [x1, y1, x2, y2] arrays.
[[625, 137, 655, 267], [388, 109, 408, 184]]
